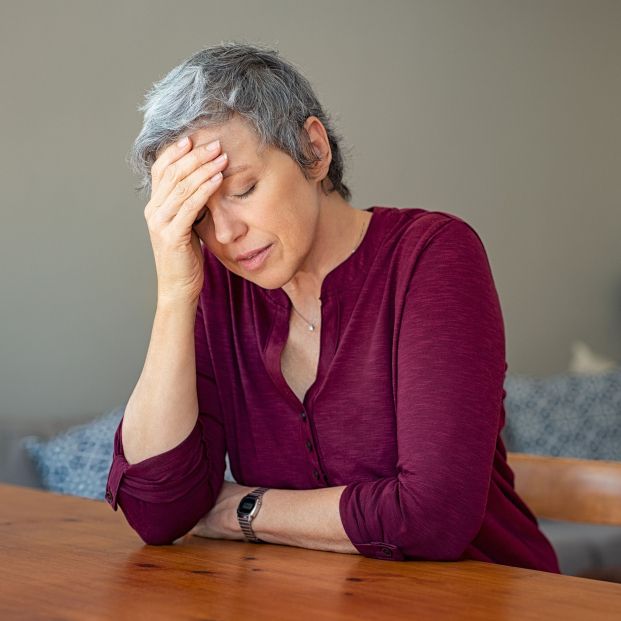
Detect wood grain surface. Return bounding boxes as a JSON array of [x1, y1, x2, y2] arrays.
[[1, 483, 620, 621]]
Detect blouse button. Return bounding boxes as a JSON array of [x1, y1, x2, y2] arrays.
[[381, 547, 393, 557], [305, 440, 313, 452], [300, 411, 307, 421]]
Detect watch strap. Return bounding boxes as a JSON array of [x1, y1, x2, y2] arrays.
[[237, 487, 270, 543]]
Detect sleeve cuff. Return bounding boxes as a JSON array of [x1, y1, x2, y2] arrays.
[[339, 482, 406, 561], [105, 416, 204, 510], [105, 454, 129, 510], [352, 542, 405, 561]]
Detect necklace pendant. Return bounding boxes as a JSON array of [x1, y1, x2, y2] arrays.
[[308, 324, 315, 332]]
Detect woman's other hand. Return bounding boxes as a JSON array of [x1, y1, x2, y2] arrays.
[[189, 481, 254, 541], [144, 135, 228, 306]]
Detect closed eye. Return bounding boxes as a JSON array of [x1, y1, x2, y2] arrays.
[[193, 183, 257, 227], [235, 183, 256, 199]]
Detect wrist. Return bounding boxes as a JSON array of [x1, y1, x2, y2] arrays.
[[228, 486, 255, 538], [236, 487, 270, 543], [156, 297, 199, 316]]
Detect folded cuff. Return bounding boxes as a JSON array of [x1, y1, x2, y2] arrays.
[[105, 417, 205, 510]]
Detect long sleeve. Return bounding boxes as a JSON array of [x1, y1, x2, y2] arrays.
[[105, 298, 227, 545], [338, 219, 506, 561]]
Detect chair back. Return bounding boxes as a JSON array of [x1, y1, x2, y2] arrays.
[[507, 452, 621, 526]]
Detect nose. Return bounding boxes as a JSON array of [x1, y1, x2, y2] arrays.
[[211, 205, 246, 246]]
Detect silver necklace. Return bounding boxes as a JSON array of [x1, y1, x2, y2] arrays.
[[291, 215, 368, 332]]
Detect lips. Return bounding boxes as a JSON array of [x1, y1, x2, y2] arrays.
[[235, 243, 273, 271], [235, 244, 271, 262]]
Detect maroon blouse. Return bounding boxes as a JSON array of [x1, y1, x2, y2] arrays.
[[105, 206, 560, 572]]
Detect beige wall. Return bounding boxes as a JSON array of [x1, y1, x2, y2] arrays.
[[1, 0, 619, 422]]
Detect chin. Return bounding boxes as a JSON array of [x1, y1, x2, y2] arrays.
[[241, 263, 294, 290], [248, 272, 288, 290]]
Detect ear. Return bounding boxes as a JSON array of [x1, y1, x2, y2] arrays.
[[303, 116, 332, 180]]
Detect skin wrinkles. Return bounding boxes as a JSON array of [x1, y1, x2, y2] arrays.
[[221, 164, 250, 178]]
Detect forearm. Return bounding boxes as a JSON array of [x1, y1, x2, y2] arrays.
[[121, 300, 199, 464], [251, 486, 359, 554]]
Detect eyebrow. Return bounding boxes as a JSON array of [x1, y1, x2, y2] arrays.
[[222, 164, 251, 178]]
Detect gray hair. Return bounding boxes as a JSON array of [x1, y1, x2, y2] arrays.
[[128, 41, 352, 202]]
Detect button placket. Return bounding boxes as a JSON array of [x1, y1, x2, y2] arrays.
[[300, 409, 327, 485]]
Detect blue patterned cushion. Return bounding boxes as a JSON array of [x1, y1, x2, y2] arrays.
[[22, 404, 237, 499], [22, 405, 126, 500], [502, 367, 621, 460]]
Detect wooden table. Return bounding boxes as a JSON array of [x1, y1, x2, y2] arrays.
[[1, 483, 621, 620]]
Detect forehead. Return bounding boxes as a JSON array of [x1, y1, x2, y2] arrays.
[[189, 115, 260, 154]]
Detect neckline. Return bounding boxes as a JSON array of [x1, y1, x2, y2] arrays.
[[261, 206, 385, 308]]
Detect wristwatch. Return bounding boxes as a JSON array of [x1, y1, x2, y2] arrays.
[[237, 487, 270, 543]]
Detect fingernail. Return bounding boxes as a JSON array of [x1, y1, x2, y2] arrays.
[[177, 136, 189, 148], [206, 139, 220, 152]]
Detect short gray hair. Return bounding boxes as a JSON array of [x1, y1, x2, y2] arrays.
[[128, 41, 352, 201]]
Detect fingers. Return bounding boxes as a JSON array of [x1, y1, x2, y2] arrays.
[[150, 137, 223, 208], [145, 134, 230, 235], [150, 135, 193, 182], [145, 136, 220, 218], [168, 168, 224, 235], [153, 153, 228, 228]]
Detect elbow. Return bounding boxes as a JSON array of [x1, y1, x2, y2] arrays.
[[388, 530, 473, 562], [425, 511, 484, 561], [342, 478, 486, 562], [424, 534, 474, 561], [395, 490, 486, 561], [137, 523, 189, 546], [129, 502, 213, 546], [120, 488, 218, 547], [396, 525, 478, 562]]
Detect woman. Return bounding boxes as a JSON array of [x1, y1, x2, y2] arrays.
[[106, 42, 560, 572]]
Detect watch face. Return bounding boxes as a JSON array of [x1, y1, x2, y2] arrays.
[[239, 496, 258, 515]]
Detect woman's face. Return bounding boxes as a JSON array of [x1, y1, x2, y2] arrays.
[[189, 115, 325, 290]]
